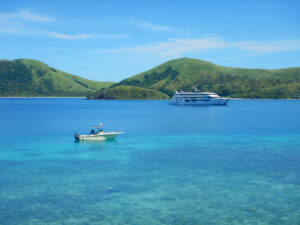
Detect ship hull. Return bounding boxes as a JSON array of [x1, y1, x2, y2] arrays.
[[169, 98, 229, 106]]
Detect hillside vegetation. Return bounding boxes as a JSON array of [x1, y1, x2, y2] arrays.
[[2, 58, 299, 99], [90, 85, 169, 100], [106, 58, 300, 99], [0, 59, 113, 96]]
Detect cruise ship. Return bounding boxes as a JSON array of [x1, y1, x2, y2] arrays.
[[169, 89, 229, 106]]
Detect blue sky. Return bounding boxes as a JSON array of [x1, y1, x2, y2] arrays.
[[0, 0, 299, 81]]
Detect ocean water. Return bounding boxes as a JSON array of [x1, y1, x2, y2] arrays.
[[0, 98, 300, 225]]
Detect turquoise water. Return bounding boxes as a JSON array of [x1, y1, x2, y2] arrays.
[[0, 98, 300, 225]]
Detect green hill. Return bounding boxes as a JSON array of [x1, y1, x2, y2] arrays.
[[107, 57, 300, 99], [0, 59, 114, 96], [89, 85, 169, 100], [3, 58, 299, 99]]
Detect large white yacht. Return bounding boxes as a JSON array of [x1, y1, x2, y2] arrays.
[[169, 89, 229, 106]]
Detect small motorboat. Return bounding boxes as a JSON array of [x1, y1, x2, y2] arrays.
[[74, 123, 123, 141]]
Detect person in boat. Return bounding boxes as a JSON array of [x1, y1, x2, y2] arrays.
[[90, 129, 96, 135], [97, 123, 104, 134]]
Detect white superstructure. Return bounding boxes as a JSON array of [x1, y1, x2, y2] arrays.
[[169, 89, 229, 106]]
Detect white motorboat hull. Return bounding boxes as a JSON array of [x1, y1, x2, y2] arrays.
[[75, 132, 123, 141]]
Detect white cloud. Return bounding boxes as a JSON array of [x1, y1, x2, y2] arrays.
[[46, 32, 130, 40], [0, 26, 129, 40], [46, 31, 92, 40], [0, 27, 24, 35], [233, 40, 300, 54], [0, 9, 54, 23], [17, 9, 54, 22], [94, 38, 226, 57], [131, 20, 191, 35], [134, 21, 173, 32], [0, 26, 90, 40], [94, 38, 300, 57], [95, 33, 131, 39], [0, 9, 129, 40]]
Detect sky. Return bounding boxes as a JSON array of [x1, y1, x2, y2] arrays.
[[0, 0, 299, 82]]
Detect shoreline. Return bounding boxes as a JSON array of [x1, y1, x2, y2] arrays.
[[0, 96, 85, 98], [1, 96, 299, 100], [229, 98, 300, 100]]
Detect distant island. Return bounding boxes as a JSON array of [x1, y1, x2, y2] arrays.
[[92, 58, 300, 99], [1, 58, 300, 99], [88, 85, 169, 100], [0, 59, 113, 97]]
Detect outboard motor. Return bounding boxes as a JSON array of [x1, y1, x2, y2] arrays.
[[74, 133, 80, 140]]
